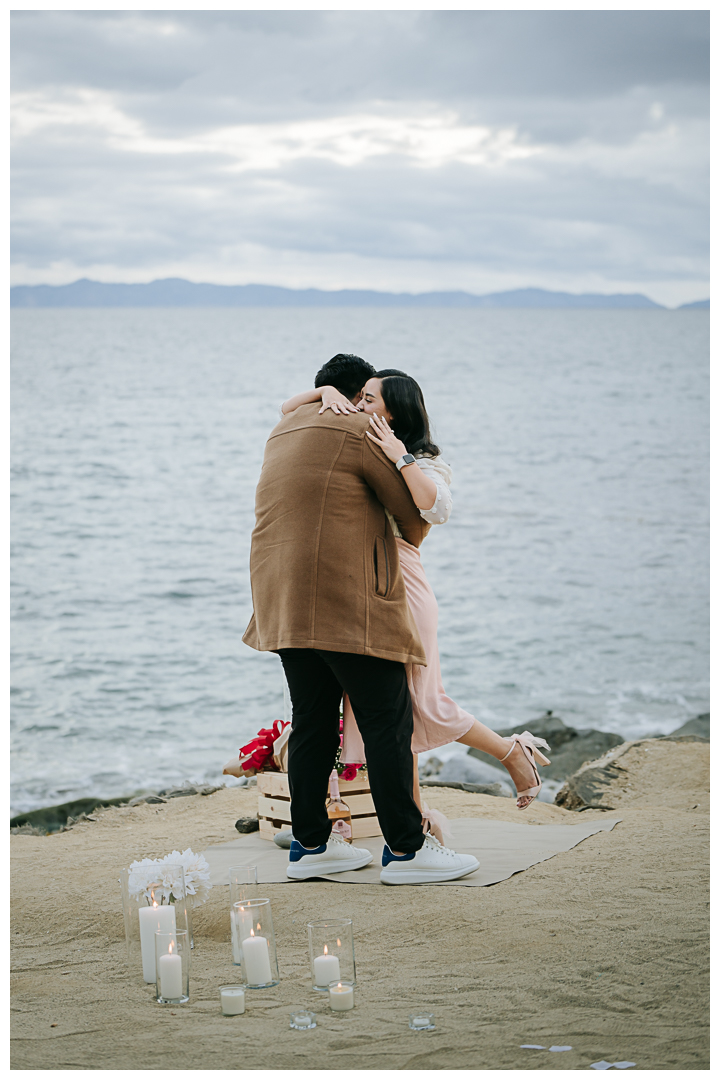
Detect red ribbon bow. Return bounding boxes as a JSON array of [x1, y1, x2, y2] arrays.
[[238, 719, 289, 774]]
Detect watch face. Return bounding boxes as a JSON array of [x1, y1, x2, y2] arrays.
[[404, 454, 415, 464]]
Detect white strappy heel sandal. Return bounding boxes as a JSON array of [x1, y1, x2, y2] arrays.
[[499, 731, 552, 810]]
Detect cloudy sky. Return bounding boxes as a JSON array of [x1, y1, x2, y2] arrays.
[[11, 9, 709, 305]]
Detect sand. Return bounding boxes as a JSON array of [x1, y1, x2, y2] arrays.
[[11, 738, 709, 1070]]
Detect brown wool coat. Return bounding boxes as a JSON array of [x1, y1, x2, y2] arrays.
[[242, 404, 429, 665]]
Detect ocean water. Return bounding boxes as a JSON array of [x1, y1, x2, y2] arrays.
[[10, 308, 709, 816]]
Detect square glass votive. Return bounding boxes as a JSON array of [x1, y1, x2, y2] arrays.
[[220, 985, 246, 1015], [290, 1009, 316, 1030], [409, 1013, 435, 1031], [232, 898, 280, 988], [155, 929, 189, 1004], [328, 980, 354, 1012], [308, 919, 356, 991]]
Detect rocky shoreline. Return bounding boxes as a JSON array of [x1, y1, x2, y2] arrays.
[[11, 711, 708, 835], [419, 710, 709, 802]]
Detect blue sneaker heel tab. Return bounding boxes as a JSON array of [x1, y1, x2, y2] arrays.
[[289, 840, 327, 862], [381, 844, 416, 867]]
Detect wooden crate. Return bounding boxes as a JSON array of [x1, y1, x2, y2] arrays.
[[256, 771, 382, 840]]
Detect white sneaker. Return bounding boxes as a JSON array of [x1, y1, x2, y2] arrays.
[[286, 833, 373, 880], [379, 834, 479, 885]]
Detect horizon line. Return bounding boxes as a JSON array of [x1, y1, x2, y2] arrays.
[[10, 277, 710, 310]]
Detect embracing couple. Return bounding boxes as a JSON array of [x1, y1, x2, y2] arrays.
[[243, 354, 550, 885]]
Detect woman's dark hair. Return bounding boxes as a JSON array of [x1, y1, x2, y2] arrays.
[[315, 354, 375, 400], [375, 369, 440, 457]]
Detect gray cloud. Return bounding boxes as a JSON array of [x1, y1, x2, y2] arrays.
[[10, 11, 709, 304]]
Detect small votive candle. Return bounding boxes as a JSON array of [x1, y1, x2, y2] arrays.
[[220, 986, 246, 1015], [290, 1010, 316, 1030], [328, 981, 354, 1011], [409, 1013, 435, 1031]]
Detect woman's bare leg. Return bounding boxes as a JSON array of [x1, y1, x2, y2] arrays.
[[456, 720, 539, 809], [413, 754, 422, 812]]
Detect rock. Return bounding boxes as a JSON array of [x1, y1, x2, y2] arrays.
[[10, 823, 46, 836], [555, 759, 628, 811], [273, 828, 294, 848], [418, 755, 443, 780], [159, 786, 198, 799], [422, 779, 511, 797], [536, 778, 565, 804], [144, 795, 167, 805], [9, 794, 129, 834], [235, 816, 259, 834], [438, 753, 512, 788], [543, 731, 625, 780], [667, 713, 709, 740], [198, 785, 223, 796]]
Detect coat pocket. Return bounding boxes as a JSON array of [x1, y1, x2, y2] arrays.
[[373, 536, 390, 597]]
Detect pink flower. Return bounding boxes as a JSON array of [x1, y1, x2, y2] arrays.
[[340, 764, 359, 782]]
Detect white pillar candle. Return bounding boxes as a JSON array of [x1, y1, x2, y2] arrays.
[[138, 903, 176, 983], [158, 946, 183, 1000], [328, 983, 354, 1011], [220, 988, 246, 1015], [313, 951, 341, 987], [241, 933, 272, 985]]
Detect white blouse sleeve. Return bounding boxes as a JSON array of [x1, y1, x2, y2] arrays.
[[415, 456, 453, 525]]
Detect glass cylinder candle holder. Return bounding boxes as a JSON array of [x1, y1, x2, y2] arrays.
[[232, 898, 279, 988], [120, 864, 191, 984], [155, 929, 190, 1004], [229, 865, 259, 908], [229, 867, 259, 949], [307, 919, 356, 991]]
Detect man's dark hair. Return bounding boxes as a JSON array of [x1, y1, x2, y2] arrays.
[[314, 354, 375, 400]]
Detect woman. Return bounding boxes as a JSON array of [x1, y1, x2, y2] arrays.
[[281, 372, 550, 812]]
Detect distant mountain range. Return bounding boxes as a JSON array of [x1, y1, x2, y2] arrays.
[[9, 278, 709, 310]]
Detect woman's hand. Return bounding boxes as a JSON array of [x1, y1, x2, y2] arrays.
[[318, 386, 358, 415], [365, 413, 407, 462]]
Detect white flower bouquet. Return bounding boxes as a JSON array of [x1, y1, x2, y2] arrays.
[[127, 848, 212, 908]]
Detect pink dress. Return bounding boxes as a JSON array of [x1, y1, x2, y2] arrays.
[[341, 456, 476, 761]]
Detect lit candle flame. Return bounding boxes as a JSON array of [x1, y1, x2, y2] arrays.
[[250, 929, 255, 937], [168, 941, 174, 954], [323, 945, 328, 955]]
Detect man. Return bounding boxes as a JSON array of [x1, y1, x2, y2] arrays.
[[314, 353, 375, 405], [243, 355, 479, 884]]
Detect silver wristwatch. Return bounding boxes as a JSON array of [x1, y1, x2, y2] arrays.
[[396, 453, 416, 470]]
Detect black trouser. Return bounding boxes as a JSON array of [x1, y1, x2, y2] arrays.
[[278, 648, 425, 854]]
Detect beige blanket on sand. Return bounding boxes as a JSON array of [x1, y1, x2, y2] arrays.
[[203, 816, 621, 887]]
